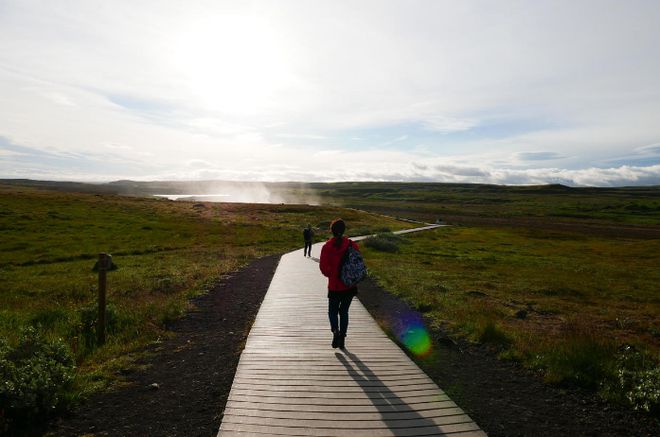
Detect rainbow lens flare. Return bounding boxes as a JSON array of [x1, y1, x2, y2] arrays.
[[395, 311, 432, 357]]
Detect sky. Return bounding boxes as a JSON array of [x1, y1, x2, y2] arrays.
[[1, 0, 660, 186]]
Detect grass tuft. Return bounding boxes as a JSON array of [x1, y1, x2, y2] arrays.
[[477, 320, 511, 347], [538, 334, 614, 388]]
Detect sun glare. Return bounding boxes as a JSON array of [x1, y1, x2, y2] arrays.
[[173, 15, 290, 114]]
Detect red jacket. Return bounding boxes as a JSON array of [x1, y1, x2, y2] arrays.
[[320, 237, 360, 292]]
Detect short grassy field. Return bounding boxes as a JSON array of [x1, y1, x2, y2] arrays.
[[362, 226, 660, 414], [2, 179, 658, 425], [312, 182, 660, 227], [0, 184, 408, 405]]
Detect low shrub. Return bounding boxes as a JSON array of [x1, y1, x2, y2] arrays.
[[602, 345, 660, 416], [364, 232, 405, 253], [0, 327, 75, 433]]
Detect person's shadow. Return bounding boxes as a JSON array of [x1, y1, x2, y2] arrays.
[[335, 350, 457, 434]]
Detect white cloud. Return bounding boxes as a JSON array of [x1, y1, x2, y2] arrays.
[[635, 143, 660, 157], [0, 0, 659, 185], [186, 159, 215, 169], [102, 142, 132, 151], [0, 149, 23, 157], [515, 151, 567, 162], [275, 133, 327, 140], [421, 116, 477, 133]]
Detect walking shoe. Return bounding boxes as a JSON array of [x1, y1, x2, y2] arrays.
[[338, 334, 346, 349], [331, 331, 340, 348]]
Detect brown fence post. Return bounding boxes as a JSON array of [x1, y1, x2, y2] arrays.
[[97, 253, 108, 346]]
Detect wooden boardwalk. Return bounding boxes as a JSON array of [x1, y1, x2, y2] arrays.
[[218, 228, 486, 436]]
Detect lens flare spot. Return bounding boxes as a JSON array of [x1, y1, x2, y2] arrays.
[[395, 312, 432, 357]]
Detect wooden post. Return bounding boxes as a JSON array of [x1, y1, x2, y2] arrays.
[[97, 253, 108, 346]]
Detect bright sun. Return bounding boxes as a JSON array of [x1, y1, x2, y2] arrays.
[[173, 15, 290, 114]]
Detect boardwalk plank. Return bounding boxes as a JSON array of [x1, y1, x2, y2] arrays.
[[227, 388, 444, 398], [223, 406, 467, 421], [221, 422, 484, 436], [222, 413, 475, 428], [224, 400, 460, 413], [227, 394, 452, 406]]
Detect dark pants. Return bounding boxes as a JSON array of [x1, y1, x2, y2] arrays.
[[328, 292, 354, 336], [304, 241, 312, 256]]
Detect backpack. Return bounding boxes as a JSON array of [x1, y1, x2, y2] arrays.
[[339, 240, 367, 287]]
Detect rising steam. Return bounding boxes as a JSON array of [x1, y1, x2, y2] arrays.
[[152, 181, 320, 205]]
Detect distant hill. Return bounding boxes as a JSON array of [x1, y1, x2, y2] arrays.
[[1, 178, 658, 198]]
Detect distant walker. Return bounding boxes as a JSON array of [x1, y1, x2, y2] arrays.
[[303, 224, 314, 257]]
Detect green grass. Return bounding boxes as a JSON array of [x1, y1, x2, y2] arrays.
[[309, 182, 660, 226], [3, 180, 659, 419], [362, 226, 660, 414], [0, 184, 410, 394]]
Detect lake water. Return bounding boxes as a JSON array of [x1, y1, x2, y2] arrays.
[[153, 194, 231, 201]]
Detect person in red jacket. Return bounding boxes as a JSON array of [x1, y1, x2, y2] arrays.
[[320, 218, 359, 349]]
